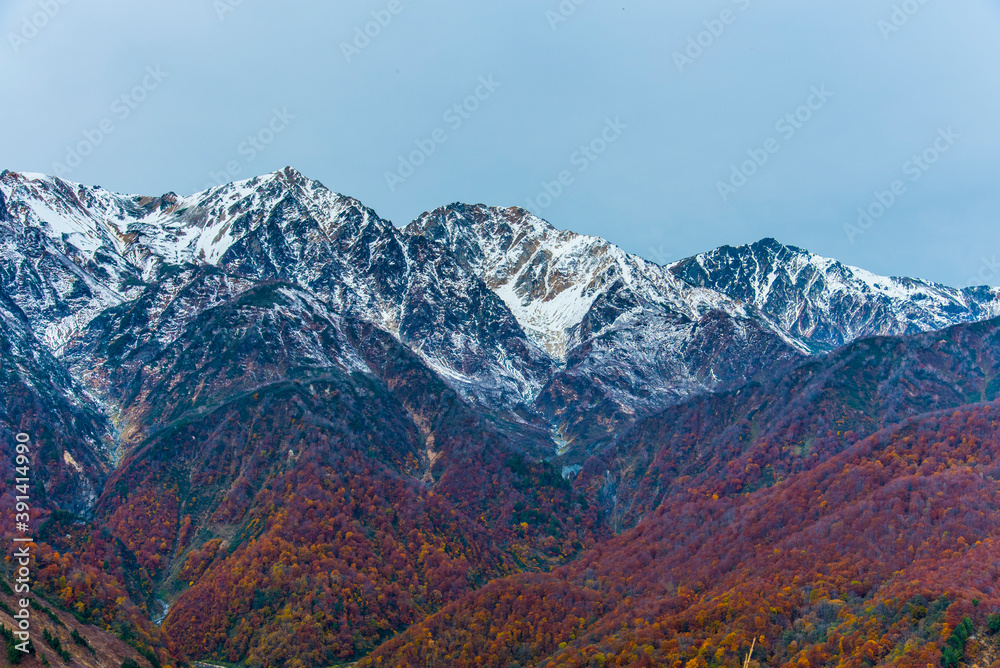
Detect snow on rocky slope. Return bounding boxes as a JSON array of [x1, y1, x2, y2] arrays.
[[406, 204, 808, 445], [5, 169, 999, 453], [0, 285, 115, 511], [405, 204, 801, 360], [670, 237, 1000, 349], [0, 169, 554, 411]]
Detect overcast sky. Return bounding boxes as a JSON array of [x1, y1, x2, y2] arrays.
[[2, 0, 999, 287]]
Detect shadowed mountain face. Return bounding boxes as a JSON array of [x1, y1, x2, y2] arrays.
[[406, 204, 808, 446], [4, 168, 1000, 667], [0, 287, 114, 516], [576, 315, 1000, 531], [7, 170, 996, 455], [63, 271, 600, 664], [0, 169, 555, 413]]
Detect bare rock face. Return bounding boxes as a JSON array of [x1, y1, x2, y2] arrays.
[[6, 168, 1000, 668], [0, 170, 555, 416], [670, 237, 1000, 348], [407, 204, 808, 448], [0, 286, 114, 515], [4, 167, 999, 502]]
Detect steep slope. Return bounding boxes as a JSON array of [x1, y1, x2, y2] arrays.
[[58, 271, 600, 665], [0, 583, 154, 668], [363, 401, 1000, 668], [10, 168, 1000, 667], [0, 287, 114, 515], [406, 204, 807, 447], [406, 204, 803, 362], [1, 170, 555, 411], [536, 299, 800, 449], [63, 269, 371, 447], [0, 284, 177, 665], [579, 315, 1000, 531], [670, 237, 1000, 348], [0, 170, 146, 352], [70, 276, 515, 663]]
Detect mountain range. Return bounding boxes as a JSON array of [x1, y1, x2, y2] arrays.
[[2, 168, 1000, 668]]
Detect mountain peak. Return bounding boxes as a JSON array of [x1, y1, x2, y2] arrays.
[[751, 236, 806, 254], [270, 165, 317, 190], [707, 237, 809, 260], [409, 202, 557, 241], [670, 240, 1000, 347], [405, 202, 783, 364]]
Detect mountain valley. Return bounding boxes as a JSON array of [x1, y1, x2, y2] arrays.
[[2, 168, 1000, 668]]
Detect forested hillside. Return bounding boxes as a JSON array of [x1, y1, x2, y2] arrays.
[[3, 170, 1000, 668]]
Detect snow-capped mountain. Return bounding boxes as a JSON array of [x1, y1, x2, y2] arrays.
[[0, 169, 554, 412], [5, 169, 1000, 455], [406, 204, 808, 445], [11, 170, 1000, 668], [669, 238, 1000, 349], [0, 286, 115, 512], [0, 171, 147, 351], [405, 204, 801, 360]]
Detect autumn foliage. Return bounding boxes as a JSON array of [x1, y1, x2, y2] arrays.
[[15, 267, 1000, 668], [362, 402, 1000, 667], [164, 455, 513, 666]]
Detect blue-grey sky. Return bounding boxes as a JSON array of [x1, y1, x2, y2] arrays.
[[2, 0, 999, 287]]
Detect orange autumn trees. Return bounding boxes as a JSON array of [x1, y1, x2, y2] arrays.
[[364, 402, 1000, 667], [164, 454, 513, 665], [54, 265, 1000, 667], [359, 573, 606, 668], [104, 481, 180, 575], [30, 512, 179, 666], [87, 301, 606, 667], [580, 323, 1000, 534]]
